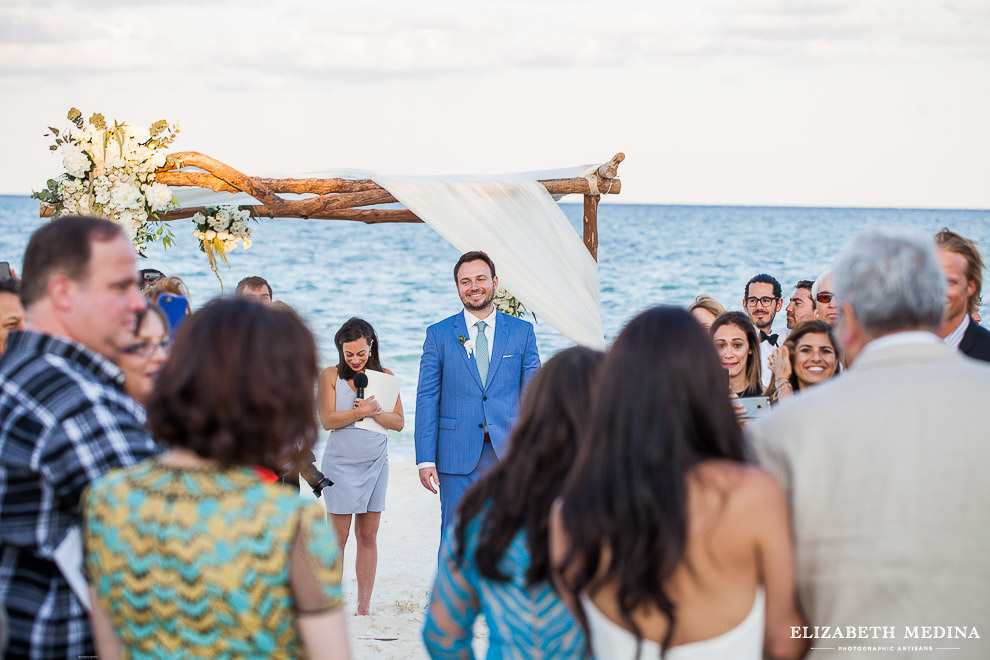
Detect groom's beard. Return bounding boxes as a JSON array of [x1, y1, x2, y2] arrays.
[[462, 289, 494, 312]]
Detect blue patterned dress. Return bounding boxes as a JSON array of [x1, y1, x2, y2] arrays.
[[83, 460, 344, 659], [423, 511, 590, 659]]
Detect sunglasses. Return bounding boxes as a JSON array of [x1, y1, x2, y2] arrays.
[[122, 338, 171, 357], [816, 291, 835, 304]]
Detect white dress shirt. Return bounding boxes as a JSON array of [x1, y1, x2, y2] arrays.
[[759, 325, 790, 389], [942, 314, 969, 351], [464, 307, 496, 361]]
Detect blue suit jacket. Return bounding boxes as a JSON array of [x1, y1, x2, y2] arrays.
[[415, 311, 541, 475]]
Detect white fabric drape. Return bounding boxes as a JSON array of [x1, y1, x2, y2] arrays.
[[170, 166, 605, 349], [372, 171, 604, 349]]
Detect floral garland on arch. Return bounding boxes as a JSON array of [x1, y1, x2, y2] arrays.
[[31, 109, 180, 255], [192, 206, 256, 287], [494, 287, 536, 322], [32, 109, 257, 281]]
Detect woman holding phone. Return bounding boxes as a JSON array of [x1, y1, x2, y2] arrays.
[[318, 317, 403, 615]]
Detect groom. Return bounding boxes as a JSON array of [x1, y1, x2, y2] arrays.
[[415, 251, 541, 538]]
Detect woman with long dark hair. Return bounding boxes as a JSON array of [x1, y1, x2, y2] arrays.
[[710, 311, 763, 397], [550, 307, 806, 659], [423, 346, 602, 658], [318, 317, 403, 615], [83, 298, 351, 658]]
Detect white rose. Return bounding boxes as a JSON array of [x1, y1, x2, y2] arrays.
[[146, 182, 172, 212], [217, 230, 230, 240], [61, 144, 91, 178], [205, 230, 216, 240], [192, 212, 206, 225], [110, 183, 144, 210]]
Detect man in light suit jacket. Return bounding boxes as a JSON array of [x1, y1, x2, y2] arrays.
[[415, 251, 541, 538], [749, 228, 990, 659]]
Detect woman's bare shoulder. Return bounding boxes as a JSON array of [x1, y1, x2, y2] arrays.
[[692, 461, 786, 510]]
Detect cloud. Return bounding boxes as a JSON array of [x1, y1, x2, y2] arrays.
[[0, 0, 987, 86]]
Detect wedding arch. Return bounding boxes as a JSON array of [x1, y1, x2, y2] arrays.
[[39, 134, 623, 348]]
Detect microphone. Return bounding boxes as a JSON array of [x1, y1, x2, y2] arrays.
[[354, 372, 369, 399]]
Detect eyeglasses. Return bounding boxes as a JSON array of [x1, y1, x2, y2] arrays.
[[815, 291, 836, 304], [745, 296, 779, 308], [122, 338, 171, 357]]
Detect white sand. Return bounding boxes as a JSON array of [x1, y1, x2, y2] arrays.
[[321, 460, 488, 659]]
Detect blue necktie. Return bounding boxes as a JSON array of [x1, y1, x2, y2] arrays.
[[475, 321, 489, 384]]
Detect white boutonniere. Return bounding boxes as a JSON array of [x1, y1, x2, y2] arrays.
[[463, 339, 476, 357]]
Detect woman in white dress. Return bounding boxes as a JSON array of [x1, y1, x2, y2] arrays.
[[549, 306, 808, 659], [318, 317, 403, 615]]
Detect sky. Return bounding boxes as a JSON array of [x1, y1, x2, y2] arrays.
[[2, 0, 989, 208]]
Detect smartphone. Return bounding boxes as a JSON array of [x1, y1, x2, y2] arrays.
[[0, 262, 11, 281], [157, 294, 189, 335], [737, 396, 771, 418]]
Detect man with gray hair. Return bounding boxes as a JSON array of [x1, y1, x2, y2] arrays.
[[749, 228, 990, 659]]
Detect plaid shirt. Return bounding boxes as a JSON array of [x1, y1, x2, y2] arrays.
[[0, 331, 157, 659]]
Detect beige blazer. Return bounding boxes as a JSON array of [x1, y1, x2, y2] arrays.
[[749, 340, 990, 659]]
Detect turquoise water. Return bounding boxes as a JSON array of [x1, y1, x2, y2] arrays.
[[3, 196, 988, 459]]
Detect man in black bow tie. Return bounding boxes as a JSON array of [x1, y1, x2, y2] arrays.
[[743, 273, 790, 388]]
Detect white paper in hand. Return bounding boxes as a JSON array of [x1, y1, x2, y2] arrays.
[[354, 370, 402, 434]]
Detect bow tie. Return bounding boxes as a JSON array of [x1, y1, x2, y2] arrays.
[[760, 330, 779, 347]]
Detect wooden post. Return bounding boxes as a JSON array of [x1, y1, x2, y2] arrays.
[[583, 194, 599, 262]]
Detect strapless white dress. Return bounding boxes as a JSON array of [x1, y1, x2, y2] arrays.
[[581, 588, 764, 659]]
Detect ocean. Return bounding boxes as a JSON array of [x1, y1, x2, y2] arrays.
[[2, 195, 988, 459]]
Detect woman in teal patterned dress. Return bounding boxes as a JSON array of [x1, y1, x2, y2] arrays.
[[423, 346, 603, 658], [83, 298, 351, 659]]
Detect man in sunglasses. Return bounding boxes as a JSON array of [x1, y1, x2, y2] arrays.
[[811, 270, 839, 325], [0, 216, 158, 658], [934, 228, 990, 363], [743, 273, 789, 387], [750, 228, 990, 657]]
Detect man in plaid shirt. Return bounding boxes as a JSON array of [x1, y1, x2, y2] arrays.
[[0, 216, 157, 658]]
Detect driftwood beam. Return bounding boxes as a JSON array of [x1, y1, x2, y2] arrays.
[[597, 153, 625, 181], [155, 205, 423, 225], [156, 152, 621, 199]]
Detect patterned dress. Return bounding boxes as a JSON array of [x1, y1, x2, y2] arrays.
[[83, 460, 343, 659], [423, 511, 590, 659]]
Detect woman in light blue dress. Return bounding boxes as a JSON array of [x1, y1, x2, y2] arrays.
[[318, 317, 403, 615], [423, 346, 602, 659]]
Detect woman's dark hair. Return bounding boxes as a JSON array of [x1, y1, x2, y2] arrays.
[[766, 320, 839, 401], [134, 302, 169, 339], [709, 310, 762, 395], [146, 298, 319, 469], [454, 346, 604, 585], [335, 317, 383, 381], [556, 306, 747, 654]]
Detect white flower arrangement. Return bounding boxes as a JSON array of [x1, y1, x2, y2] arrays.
[[192, 205, 256, 286], [463, 339, 476, 357], [32, 108, 180, 255], [494, 287, 532, 320]]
